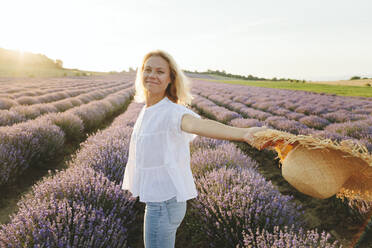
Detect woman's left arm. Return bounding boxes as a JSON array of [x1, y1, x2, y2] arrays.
[[181, 114, 270, 146]]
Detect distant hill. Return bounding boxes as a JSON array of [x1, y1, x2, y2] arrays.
[[0, 47, 108, 78], [0, 47, 62, 68]]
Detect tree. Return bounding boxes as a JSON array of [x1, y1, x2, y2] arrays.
[[55, 59, 63, 68]]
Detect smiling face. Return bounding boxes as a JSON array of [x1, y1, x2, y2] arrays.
[[142, 55, 172, 96]]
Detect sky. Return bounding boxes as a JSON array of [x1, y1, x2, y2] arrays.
[[1, 0, 371, 81]]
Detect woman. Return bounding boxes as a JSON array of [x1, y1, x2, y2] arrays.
[[121, 49, 269, 248]]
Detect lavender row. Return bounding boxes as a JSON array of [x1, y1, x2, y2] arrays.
[[192, 80, 372, 123], [68, 101, 144, 185], [191, 93, 310, 134], [211, 90, 372, 143], [0, 80, 110, 96], [0, 87, 134, 187], [0, 101, 144, 247], [0, 81, 125, 109], [191, 95, 242, 124], [239, 226, 340, 248], [187, 137, 341, 247], [192, 79, 372, 114], [0, 79, 121, 98], [0, 159, 136, 247], [0, 73, 134, 98], [0, 83, 132, 126], [190, 90, 372, 151]]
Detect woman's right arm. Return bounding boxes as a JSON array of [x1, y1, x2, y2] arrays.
[[181, 113, 270, 147]]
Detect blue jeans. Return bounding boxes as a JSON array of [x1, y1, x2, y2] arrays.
[[144, 196, 187, 248]]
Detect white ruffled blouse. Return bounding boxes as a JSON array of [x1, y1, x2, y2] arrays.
[[121, 96, 201, 202]]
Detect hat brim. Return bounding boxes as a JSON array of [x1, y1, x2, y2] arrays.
[[250, 129, 372, 202]]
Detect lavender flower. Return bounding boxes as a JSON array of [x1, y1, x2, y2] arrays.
[[240, 226, 341, 248], [0, 164, 136, 247], [189, 167, 304, 247], [299, 115, 330, 129], [191, 143, 257, 177]]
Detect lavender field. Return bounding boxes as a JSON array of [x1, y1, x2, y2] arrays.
[[0, 75, 371, 247]]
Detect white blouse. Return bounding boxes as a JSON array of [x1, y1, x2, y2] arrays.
[[121, 96, 201, 203]]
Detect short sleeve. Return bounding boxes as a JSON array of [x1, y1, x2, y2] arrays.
[[175, 106, 201, 142]]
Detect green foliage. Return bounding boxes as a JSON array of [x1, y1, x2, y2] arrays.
[[184, 69, 301, 82], [55, 59, 63, 68], [350, 76, 361, 80], [355, 215, 372, 248]]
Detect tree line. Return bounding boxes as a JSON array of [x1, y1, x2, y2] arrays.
[[183, 69, 306, 82]]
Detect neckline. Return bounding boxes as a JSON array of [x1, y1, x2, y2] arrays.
[[144, 96, 169, 110]]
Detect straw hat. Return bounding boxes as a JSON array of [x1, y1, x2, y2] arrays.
[[248, 129, 372, 202]]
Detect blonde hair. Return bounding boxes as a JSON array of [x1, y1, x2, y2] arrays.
[[133, 49, 194, 106]]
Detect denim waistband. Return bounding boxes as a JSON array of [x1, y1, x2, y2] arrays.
[[145, 196, 177, 205]]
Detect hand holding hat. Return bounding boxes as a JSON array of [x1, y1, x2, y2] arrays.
[[243, 128, 372, 202], [243, 126, 275, 149]]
